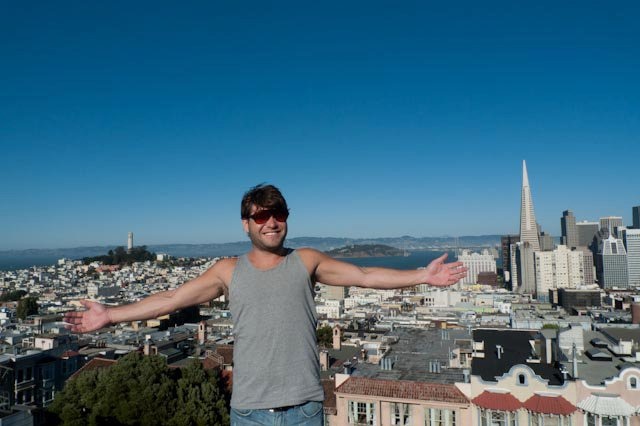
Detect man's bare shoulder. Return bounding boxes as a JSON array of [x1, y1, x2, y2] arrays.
[[209, 257, 238, 286], [295, 247, 328, 272], [295, 247, 326, 260]]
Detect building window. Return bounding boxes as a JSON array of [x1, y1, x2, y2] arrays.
[[529, 413, 572, 426], [43, 389, 55, 404], [479, 408, 517, 426], [391, 403, 410, 425], [348, 400, 376, 426], [586, 413, 627, 426], [628, 376, 638, 389], [426, 408, 456, 426], [460, 353, 471, 367], [518, 374, 526, 385]]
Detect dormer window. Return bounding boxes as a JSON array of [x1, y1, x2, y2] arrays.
[[518, 374, 527, 385], [629, 376, 638, 389]]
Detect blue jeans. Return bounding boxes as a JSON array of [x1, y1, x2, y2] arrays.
[[230, 400, 324, 426]]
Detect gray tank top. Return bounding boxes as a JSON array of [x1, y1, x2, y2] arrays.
[[229, 249, 324, 409]]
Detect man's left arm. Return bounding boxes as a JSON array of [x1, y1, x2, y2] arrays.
[[298, 248, 467, 289]]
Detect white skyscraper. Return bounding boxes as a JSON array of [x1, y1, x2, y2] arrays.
[[598, 236, 628, 289], [599, 216, 623, 238], [128, 232, 134, 251], [623, 229, 640, 287], [458, 249, 497, 285], [514, 161, 540, 294], [534, 245, 586, 301], [519, 160, 540, 251], [576, 221, 599, 247]]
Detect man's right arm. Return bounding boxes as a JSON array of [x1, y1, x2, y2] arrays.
[[64, 258, 235, 333]]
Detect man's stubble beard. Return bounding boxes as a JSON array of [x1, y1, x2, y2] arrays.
[[247, 228, 287, 254]]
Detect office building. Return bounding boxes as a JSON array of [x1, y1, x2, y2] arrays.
[[555, 288, 602, 310], [534, 245, 586, 302], [598, 236, 629, 289], [576, 221, 599, 248], [539, 231, 555, 251], [515, 242, 536, 295], [633, 206, 640, 229], [501, 235, 519, 286], [319, 283, 349, 301], [513, 161, 540, 295], [561, 210, 578, 248], [599, 216, 623, 238], [574, 247, 595, 285], [457, 250, 497, 285], [622, 229, 640, 288], [519, 160, 540, 251]]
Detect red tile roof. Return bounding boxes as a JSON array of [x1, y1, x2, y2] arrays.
[[216, 345, 234, 364], [322, 379, 337, 415], [61, 350, 80, 358], [336, 377, 468, 404], [472, 391, 522, 411], [523, 394, 576, 415], [68, 357, 117, 381]]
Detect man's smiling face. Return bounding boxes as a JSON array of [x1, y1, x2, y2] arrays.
[[242, 204, 288, 252]]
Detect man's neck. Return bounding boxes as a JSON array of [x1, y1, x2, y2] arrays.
[[247, 246, 288, 269]]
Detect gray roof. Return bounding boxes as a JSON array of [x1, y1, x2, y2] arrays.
[[560, 329, 640, 386], [351, 327, 469, 384], [600, 327, 640, 343]]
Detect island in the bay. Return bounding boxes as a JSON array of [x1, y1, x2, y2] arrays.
[[325, 244, 405, 258]]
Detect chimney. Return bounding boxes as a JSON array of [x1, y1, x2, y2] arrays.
[[343, 361, 352, 375], [144, 341, 152, 356], [632, 303, 640, 325], [572, 343, 578, 379], [463, 369, 470, 383], [333, 325, 342, 351], [496, 345, 503, 360], [320, 350, 329, 372], [360, 349, 367, 361], [198, 321, 206, 345]]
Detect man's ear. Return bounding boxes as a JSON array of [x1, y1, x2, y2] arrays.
[[242, 219, 249, 234]]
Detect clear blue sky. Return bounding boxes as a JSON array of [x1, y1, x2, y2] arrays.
[[1, 1, 639, 250]]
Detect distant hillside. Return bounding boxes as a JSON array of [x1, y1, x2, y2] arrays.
[[326, 244, 404, 258], [0, 234, 502, 270]]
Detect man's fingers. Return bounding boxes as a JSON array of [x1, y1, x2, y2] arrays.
[[79, 299, 94, 309]]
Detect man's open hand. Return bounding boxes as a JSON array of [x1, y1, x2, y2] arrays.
[[424, 253, 468, 286], [64, 300, 112, 333]]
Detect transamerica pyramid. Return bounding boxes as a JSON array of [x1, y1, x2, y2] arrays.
[[519, 160, 540, 251]]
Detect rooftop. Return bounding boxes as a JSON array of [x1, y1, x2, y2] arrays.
[[336, 376, 468, 404], [351, 327, 469, 383], [472, 329, 565, 386]]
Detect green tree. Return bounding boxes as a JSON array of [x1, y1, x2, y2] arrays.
[[316, 325, 333, 348], [48, 353, 230, 426], [0, 290, 27, 302], [169, 360, 230, 426], [16, 297, 38, 320]]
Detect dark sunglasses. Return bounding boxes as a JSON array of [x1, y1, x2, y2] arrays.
[[249, 209, 289, 224]]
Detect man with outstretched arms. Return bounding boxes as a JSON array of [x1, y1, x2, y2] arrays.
[[65, 184, 468, 426]]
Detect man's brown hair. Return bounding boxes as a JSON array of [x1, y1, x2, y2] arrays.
[[241, 184, 289, 219]]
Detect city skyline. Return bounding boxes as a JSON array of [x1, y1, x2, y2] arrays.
[[2, 2, 639, 250]]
